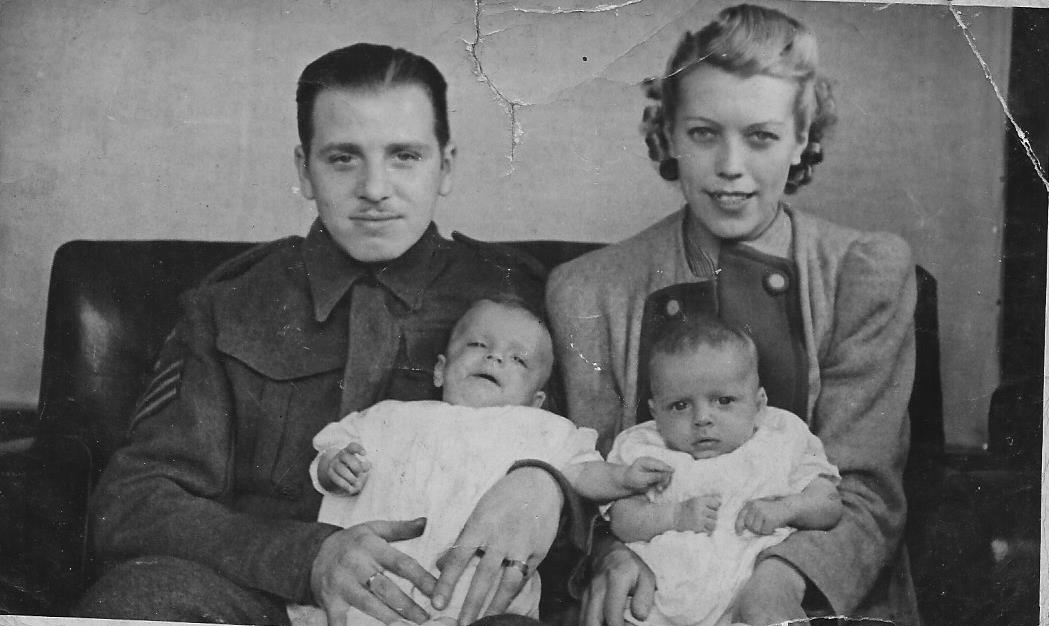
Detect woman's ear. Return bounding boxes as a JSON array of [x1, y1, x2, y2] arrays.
[[791, 121, 812, 166], [433, 355, 447, 388], [530, 390, 547, 409]]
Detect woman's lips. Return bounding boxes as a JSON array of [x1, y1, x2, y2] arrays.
[[706, 191, 755, 210]]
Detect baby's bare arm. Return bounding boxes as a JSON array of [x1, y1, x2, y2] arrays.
[[609, 494, 721, 542], [736, 476, 843, 535], [563, 458, 672, 503]]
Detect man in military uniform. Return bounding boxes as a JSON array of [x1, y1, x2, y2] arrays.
[[76, 44, 571, 625]]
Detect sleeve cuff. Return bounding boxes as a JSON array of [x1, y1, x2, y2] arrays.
[[508, 459, 588, 551]]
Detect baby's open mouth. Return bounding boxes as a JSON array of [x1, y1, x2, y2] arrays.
[[474, 373, 500, 385]]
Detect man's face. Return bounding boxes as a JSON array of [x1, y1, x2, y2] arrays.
[[434, 301, 553, 409], [295, 85, 456, 262]]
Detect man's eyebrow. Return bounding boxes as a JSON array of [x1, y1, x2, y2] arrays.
[[388, 141, 433, 154], [317, 142, 361, 154]]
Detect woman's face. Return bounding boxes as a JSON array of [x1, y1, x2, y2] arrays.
[[668, 64, 807, 242]]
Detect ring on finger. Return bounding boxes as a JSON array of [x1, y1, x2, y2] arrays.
[[501, 557, 529, 578], [365, 570, 385, 591]]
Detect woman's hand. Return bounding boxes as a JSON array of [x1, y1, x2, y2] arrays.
[[432, 467, 562, 623], [735, 557, 807, 626], [310, 518, 437, 626], [582, 538, 656, 626]]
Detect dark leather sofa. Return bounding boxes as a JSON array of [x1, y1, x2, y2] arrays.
[[0, 237, 1036, 624]]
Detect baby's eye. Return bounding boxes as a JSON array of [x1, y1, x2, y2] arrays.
[[466, 341, 486, 348], [716, 396, 736, 406], [669, 400, 690, 412], [512, 355, 528, 367]]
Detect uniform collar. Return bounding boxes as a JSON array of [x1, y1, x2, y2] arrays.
[[303, 219, 448, 322]]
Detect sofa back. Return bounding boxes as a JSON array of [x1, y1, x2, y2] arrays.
[[36, 238, 942, 473]]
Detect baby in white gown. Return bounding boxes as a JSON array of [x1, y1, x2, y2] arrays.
[[291, 296, 673, 626], [605, 313, 844, 626]]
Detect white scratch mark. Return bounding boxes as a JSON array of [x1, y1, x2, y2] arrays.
[[568, 340, 603, 372], [512, 0, 645, 15], [947, 1, 1048, 192], [464, 0, 531, 174]]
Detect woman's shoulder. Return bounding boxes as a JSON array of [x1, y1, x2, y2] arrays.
[[789, 207, 913, 278], [547, 210, 684, 291]]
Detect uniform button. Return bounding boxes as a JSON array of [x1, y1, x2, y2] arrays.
[[665, 299, 681, 316], [763, 271, 788, 294]]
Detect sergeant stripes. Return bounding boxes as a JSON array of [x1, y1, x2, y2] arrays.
[[129, 358, 184, 431]]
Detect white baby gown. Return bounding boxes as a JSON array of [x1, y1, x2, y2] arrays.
[[288, 399, 601, 626], [606, 407, 839, 626]]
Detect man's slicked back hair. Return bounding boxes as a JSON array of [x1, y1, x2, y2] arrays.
[[296, 43, 450, 158]]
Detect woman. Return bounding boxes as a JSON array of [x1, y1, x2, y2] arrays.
[[547, 5, 919, 625]]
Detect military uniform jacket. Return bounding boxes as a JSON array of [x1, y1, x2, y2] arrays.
[[89, 220, 544, 603]]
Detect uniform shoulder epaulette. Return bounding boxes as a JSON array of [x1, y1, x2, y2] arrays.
[[200, 235, 302, 285], [451, 231, 548, 281]]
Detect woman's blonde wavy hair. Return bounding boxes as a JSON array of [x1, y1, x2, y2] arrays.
[[642, 4, 836, 193]]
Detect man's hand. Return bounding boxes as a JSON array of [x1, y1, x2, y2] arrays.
[[735, 558, 807, 626], [673, 494, 721, 534], [318, 442, 371, 494], [582, 538, 656, 626], [735, 497, 790, 536], [432, 467, 562, 624], [311, 518, 437, 626], [622, 456, 673, 493]]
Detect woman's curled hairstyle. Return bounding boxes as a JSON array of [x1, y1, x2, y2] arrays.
[[642, 4, 836, 193]]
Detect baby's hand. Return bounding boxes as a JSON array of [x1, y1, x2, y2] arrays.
[[623, 456, 674, 493], [735, 497, 789, 535], [673, 494, 721, 534], [322, 441, 371, 495]]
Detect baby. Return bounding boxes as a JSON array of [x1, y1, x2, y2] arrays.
[[292, 296, 672, 626], [606, 313, 843, 626]]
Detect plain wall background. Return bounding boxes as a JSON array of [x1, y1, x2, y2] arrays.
[[0, 0, 1015, 447]]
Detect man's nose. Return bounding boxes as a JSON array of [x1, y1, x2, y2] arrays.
[[358, 164, 392, 202], [715, 137, 744, 181]]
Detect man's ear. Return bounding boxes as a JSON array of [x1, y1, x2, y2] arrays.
[[438, 142, 457, 197], [294, 145, 315, 201], [433, 355, 447, 388], [530, 390, 547, 409]]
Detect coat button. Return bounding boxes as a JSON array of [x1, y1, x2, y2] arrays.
[[665, 298, 681, 316], [763, 271, 789, 295]]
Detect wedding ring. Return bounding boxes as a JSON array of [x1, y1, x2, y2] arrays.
[[501, 558, 529, 577], [365, 571, 384, 591]]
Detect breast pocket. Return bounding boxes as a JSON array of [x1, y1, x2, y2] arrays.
[[219, 340, 343, 501]]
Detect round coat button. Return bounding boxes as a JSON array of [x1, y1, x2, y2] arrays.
[[764, 271, 788, 294], [665, 298, 681, 316]]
